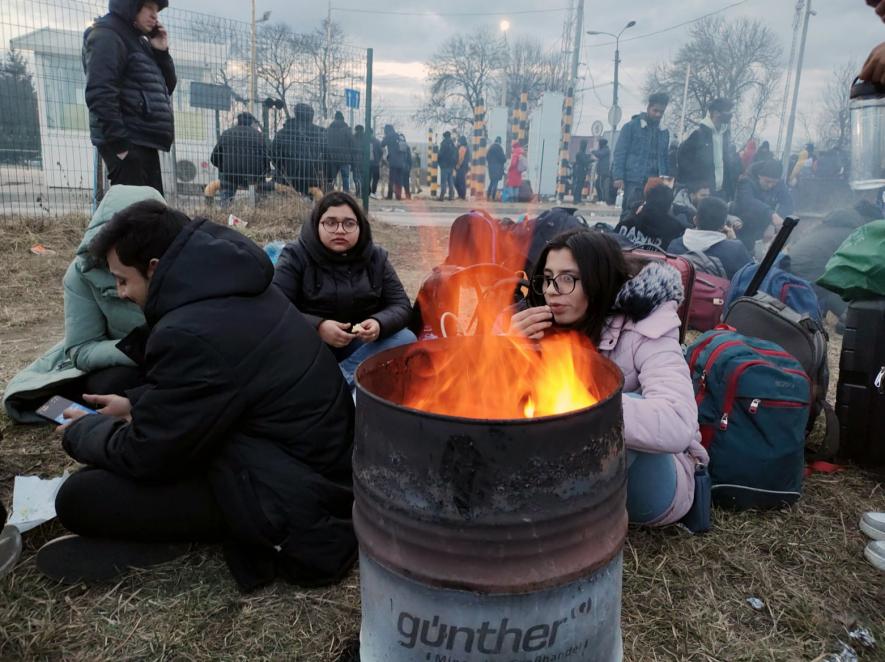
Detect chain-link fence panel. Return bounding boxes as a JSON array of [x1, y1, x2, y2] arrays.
[[0, 0, 371, 217]]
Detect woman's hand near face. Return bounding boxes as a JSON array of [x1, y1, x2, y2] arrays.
[[318, 320, 354, 348], [508, 306, 554, 339]]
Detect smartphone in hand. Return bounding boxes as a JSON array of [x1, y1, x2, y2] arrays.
[[36, 396, 97, 425]]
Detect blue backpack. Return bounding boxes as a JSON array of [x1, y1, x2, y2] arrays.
[[724, 255, 822, 322], [685, 329, 812, 510]]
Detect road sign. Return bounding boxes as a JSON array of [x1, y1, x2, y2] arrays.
[[591, 120, 604, 137], [345, 88, 360, 109], [189, 82, 231, 111], [607, 105, 623, 128]]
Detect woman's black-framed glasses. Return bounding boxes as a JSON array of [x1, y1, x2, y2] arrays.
[[320, 219, 359, 233], [531, 273, 578, 295]]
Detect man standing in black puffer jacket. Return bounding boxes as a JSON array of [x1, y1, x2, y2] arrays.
[[83, 0, 176, 194]]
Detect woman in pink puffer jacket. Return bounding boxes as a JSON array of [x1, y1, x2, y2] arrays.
[[509, 229, 708, 526]]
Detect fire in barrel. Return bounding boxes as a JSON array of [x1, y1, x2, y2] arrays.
[[353, 325, 627, 661]]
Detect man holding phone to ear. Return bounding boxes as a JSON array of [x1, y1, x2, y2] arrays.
[[83, 0, 176, 194]]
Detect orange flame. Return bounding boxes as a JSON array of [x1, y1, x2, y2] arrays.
[[401, 331, 613, 420], [396, 200, 618, 420]]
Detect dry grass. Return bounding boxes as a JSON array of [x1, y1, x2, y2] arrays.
[[0, 212, 883, 661]]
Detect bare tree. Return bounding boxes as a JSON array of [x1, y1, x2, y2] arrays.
[[645, 17, 783, 145], [293, 19, 354, 123], [256, 22, 302, 118], [504, 36, 568, 109], [415, 27, 508, 132], [817, 60, 857, 150]]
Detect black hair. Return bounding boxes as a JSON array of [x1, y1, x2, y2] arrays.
[[695, 197, 728, 231], [708, 97, 734, 114], [528, 229, 630, 345], [687, 181, 711, 195], [579, 139, 588, 149], [89, 199, 188, 276], [644, 183, 674, 213], [443, 131, 451, 138], [236, 112, 257, 126], [648, 92, 670, 107]]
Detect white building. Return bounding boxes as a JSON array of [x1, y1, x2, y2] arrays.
[[10, 27, 227, 195]]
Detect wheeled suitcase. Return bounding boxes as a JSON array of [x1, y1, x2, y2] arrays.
[[836, 299, 885, 467], [722, 217, 837, 458]]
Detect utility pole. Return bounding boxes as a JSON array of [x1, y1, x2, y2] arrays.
[[251, 0, 257, 117], [781, 0, 813, 174], [678, 63, 691, 143], [569, 0, 584, 93]]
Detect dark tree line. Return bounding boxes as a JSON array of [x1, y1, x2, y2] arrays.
[[0, 49, 41, 164]]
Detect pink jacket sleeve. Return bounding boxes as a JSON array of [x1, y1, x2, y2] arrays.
[[621, 330, 701, 454]]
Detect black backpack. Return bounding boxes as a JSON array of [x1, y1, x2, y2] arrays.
[[524, 207, 588, 272]]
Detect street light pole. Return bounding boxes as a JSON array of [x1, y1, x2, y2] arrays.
[[587, 21, 635, 137]]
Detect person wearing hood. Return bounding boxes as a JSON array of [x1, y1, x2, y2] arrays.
[[351, 124, 366, 197], [454, 135, 472, 200], [592, 138, 611, 204], [677, 98, 738, 200], [437, 131, 457, 201], [327, 111, 354, 193], [732, 159, 794, 252], [381, 124, 405, 200], [271, 102, 328, 195], [486, 136, 506, 201], [505, 140, 527, 202], [615, 179, 690, 249], [3, 186, 162, 423], [38, 200, 356, 591], [572, 140, 592, 204], [507, 229, 707, 527], [789, 198, 882, 317], [668, 196, 753, 279], [272, 191, 415, 389], [611, 92, 671, 212], [210, 112, 269, 206], [753, 140, 773, 164], [82, 0, 176, 194]]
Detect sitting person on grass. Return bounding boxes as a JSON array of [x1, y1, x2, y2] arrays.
[[508, 229, 708, 526], [38, 201, 357, 591], [668, 196, 754, 279], [615, 179, 690, 249], [3, 186, 161, 423], [273, 191, 415, 389]]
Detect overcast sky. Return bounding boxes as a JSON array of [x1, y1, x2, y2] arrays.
[[5, 0, 883, 144]]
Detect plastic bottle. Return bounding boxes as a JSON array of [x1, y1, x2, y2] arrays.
[[614, 189, 624, 208]]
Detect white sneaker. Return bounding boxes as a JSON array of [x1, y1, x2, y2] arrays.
[[865, 540, 885, 572], [860, 512, 885, 540]]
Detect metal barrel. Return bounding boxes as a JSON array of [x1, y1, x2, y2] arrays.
[[353, 336, 627, 662]]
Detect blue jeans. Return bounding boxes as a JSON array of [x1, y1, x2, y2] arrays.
[[335, 328, 417, 388], [439, 167, 455, 199], [626, 450, 678, 525]]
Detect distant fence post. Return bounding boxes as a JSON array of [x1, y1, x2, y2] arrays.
[[92, 148, 103, 213], [518, 89, 529, 148], [362, 48, 373, 212]]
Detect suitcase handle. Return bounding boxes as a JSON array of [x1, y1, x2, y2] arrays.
[[745, 216, 799, 298]]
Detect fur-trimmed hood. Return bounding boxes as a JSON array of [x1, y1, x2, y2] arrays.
[[614, 261, 684, 322]]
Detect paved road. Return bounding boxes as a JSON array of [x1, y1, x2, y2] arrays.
[[369, 198, 620, 228]]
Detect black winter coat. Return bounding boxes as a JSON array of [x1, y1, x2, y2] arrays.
[[273, 217, 412, 339], [381, 127, 405, 170], [271, 104, 328, 194], [82, 0, 176, 153], [677, 123, 737, 195], [732, 175, 794, 251], [327, 118, 354, 164], [438, 137, 457, 169], [210, 124, 269, 179], [615, 206, 690, 250], [487, 142, 506, 180], [63, 219, 356, 591]]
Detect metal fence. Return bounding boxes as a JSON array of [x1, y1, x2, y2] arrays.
[[0, 0, 372, 216]]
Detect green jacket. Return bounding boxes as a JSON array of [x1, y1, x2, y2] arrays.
[[3, 186, 164, 423]]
